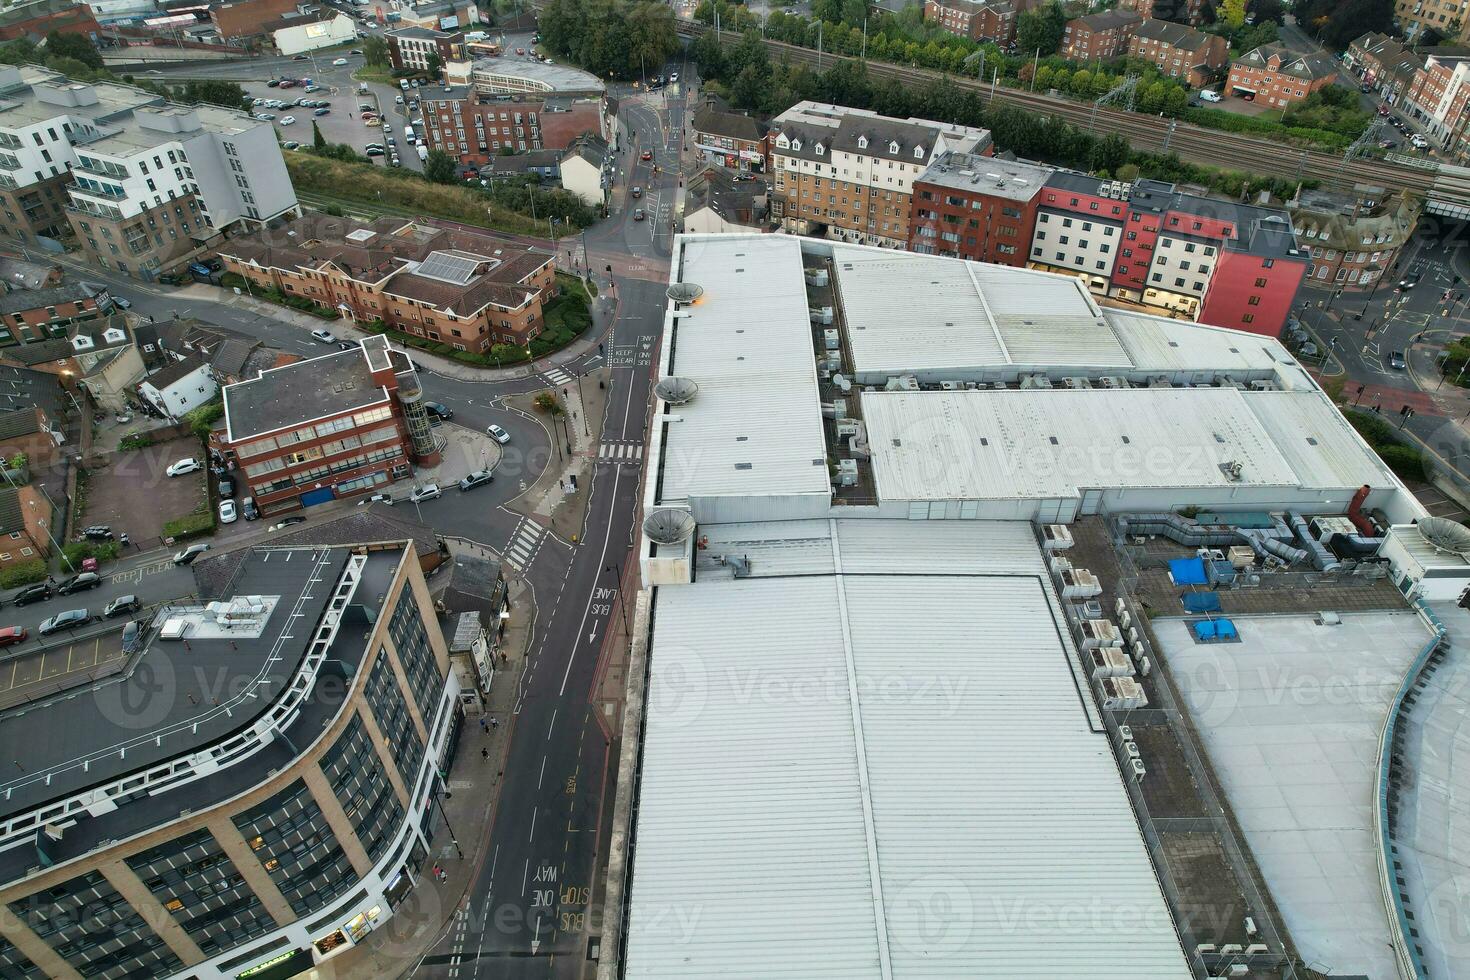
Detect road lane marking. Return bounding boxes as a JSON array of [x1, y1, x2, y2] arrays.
[[538, 755, 547, 789], [529, 805, 538, 842]]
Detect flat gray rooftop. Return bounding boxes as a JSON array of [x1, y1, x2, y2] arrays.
[[1155, 611, 1429, 980], [1392, 603, 1470, 979], [224, 347, 388, 441], [0, 547, 352, 825]]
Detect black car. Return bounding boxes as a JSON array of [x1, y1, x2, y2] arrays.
[[219, 476, 236, 497], [242, 497, 260, 521], [81, 524, 113, 541], [58, 572, 102, 595], [424, 401, 453, 420], [104, 594, 140, 618], [12, 582, 50, 606]]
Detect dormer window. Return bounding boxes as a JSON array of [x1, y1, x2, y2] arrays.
[[889, 140, 900, 154], [103, 327, 125, 344], [857, 134, 868, 149], [792, 138, 802, 151], [815, 142, 824, 156], [776, 134, 790, 148], [71, 335, 94, 350], [914, 146, 924, 159]]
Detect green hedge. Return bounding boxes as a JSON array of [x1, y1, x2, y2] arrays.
[[62, 540, 120, 567], [0, 559, 46, 590], [163, 508, 215, 542], [120, 433, 154, 451], [1345, 409, 1427, 480]]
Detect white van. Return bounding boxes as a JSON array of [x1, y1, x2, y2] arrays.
[[1198, 90, 1222, 103]]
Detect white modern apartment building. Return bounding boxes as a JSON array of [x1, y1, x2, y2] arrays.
[[768, 100, 992, 248], [0, 65, 297, 278]]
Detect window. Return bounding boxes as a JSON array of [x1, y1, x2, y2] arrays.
[[1247, 295, 1261, 306]]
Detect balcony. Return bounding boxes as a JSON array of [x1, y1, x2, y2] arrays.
[[72, 159, 128, 180], [64, 198, 123, 223], [67, 180, 126, 202]]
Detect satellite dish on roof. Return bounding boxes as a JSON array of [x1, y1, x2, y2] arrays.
[[1418, 517, 1470, 559], [654, 377, 698, 405], [667, 282, 704, 303], [643, 508, 696, 545]]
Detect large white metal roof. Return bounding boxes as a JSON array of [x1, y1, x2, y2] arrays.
[[1243, 390, 1394, 491], [1107, 309, 1288, 375], [659, 236, 830, 503], [628, 520, 1190, 978], [861, 387, 1311, 501]]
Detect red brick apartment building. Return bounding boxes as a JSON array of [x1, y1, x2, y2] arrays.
[[923, 0, 1018, 44], [690, 105, 768, 172], [0, 0, 99, 42], [210, 0, 299, 39], [1128, 19, 1229, 88], [220, 216, 556, 354], [908, 153, 1052, 265], [0, 281, 112, 345], [1062, 10, 1143, 61], [416, 88, 606, 166], [1116, 0, 1210, 24], [215, 336, 441, 513], [1227, 44, 1338, 108], [0, 483, 53, 564], [387, 26, 464, 74]]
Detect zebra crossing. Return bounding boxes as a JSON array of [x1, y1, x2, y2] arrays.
[[542, 366, 574, 386], [502, 519, 547, 571], [598, 441, 644, 463]]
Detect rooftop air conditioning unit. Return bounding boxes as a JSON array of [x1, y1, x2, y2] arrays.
[[823, 328, 840, 350], [1061, 568, 1102, 599], [1117, 724, 1133, 741], [1250, 379, 1278, 391], [1099, 376, 1128, 389], [810, 306, 834, 325], [1019, 373, 1052, 389], [1063, 377, 1092, 389], [1041, 524, 1073, 551], [940, 380, 960, 391], [1049, 555, 1073, 575], [835, 458, 859, 487], [836, 418, 861, 437], [1129, 757, 1147, 780], [804, 267, 829, 286]]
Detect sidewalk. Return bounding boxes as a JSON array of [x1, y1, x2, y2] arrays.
[[174, 280, 617, 383], [309, 574, 536, 980]]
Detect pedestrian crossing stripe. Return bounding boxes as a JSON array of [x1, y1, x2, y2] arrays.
[[503, 521, 545, 569], [599, 443, 644, 460], [544, 368, 573, 385]]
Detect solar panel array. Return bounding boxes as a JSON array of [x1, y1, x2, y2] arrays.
[[415, 251, 480, 285]]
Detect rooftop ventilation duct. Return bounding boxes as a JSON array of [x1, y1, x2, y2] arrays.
[[654, 377, 699, 405], [643, 508, 696, 545]]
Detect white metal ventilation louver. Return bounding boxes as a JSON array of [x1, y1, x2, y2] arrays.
[[666, 282, 704, 303], [654, 377, 698, 405], [643, 508, 696, 545], [1417, 517, 1470, 559]]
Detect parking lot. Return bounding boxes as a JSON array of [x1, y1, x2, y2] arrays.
[[0, 623, 128, 711], [239, 69, 425, 174], [82, 438, 208, 548]]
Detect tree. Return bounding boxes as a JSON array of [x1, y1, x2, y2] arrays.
[[1016, 1, 1065, 56], [1219, 0, 1246, 29], [1291, 0, 1390, 48], [1252, 0, 1286, 23], [362, 35, 389, 68], [174, 80, 250, 112], [44, 31, 102, 70], [312, 120, 327, 150], [426, 52, 443, 79], [534, 391, 565, 415], [423, 149, 457, 183]]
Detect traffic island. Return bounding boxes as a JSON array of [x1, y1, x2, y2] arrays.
[[503, 367, 610, 543]]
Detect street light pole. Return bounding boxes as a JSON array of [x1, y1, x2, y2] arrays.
[[433, 769, 463, 858]]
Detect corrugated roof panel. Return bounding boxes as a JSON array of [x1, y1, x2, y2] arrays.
[[1243, 390, 1394, 491], [862, 387, 1301, 501], [1108, 310, 1284, 373], [661, 236, 830, 503]]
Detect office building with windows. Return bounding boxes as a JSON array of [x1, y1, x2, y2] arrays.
[[0, 540, 462, 980], [0, 64, 297, 276]]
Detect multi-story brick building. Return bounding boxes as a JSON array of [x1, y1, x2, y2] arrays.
[[923, 0, 1017, 43], [691, 104, 767, 172], [0, 482, 52, 563], [1027, 172, 1309, 336], [0, 65, 297, 275], [1226, 44, 1338, 108], [1403, 53, 1470, 155], [1117, 0, 1209, 25], [220, 216, 556, 352], [1128, 19, 1229, 88], [209, 0, 299, 40], [386, 26, 464, 75], [1345, 32, 1426, 107], [0, 0, 99, 42], [908, 153, 1052, 264], [0, 540, 464, 980], [768, 101, 991, 249], [0, 280, 112, 344], [1393, 0, 1470, 43], [216, 336, 439, 512], [1061, 10, 1143, 61], [1288, 184, 1421, 290]]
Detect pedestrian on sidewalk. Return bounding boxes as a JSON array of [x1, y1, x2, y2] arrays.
[[431, 863, 442, 881], [479, 717, 488, 733], [481, 747, 489, 761], [490, 716, 498, 730]]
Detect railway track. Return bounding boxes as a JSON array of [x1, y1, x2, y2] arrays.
[[672, 19, 1470, 210]]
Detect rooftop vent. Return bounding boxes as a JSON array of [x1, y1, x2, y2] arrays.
[[667, 282, 704, 303], [644, 508, 696, 544], [654, 377, 699, 405]]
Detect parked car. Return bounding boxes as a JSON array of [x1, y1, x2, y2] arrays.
[[39, 609, 90, 636], [0, 627, 27, 648], [121, 621, 142, 653], [282, 140, 301, 150], [280, 115, 296, 125], [104, 595, 140, 618], [362, 492, 394, 505], [366, 147, 386, 156], [311, 328, 337, 343], [219, 476, 236, 497], [242, 496, 259, 521], [338, 340, 357, 350], [360, 102, 375, 111], [57, 572, 102, 595], [409, 483, 442, 502], [424, 401, 453, 420], [219, 499, 238, 524], [12, 583, 50, 606], [268, 516, 306, 531], [459, 469, 494, 491], [81, 524, 113, 541], [172, 543, 211, 565], [1198, 89, 1221, 103], [1411, 133, 1429, 149], [166, 458, 201, 477], [641, 149, 652, 160], [487, 424, 511, 444], [111, 296, 131, 310], [314, 107, 331, 116], [333, 57, 349, 65]]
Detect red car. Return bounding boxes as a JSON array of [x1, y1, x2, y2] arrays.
[[80, 557, 99, 573], [641, 149, 652, 161], [0, 627, 27, 648]]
